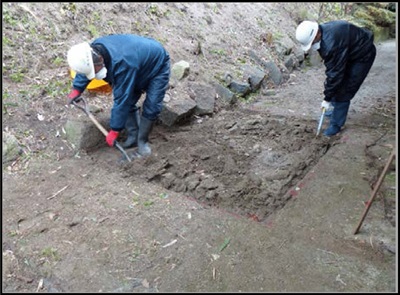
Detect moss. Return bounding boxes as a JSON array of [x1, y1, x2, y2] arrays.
[[353, 4, 395, 32], [366, 5, 396, 26]]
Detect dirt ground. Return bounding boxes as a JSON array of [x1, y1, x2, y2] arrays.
[[2, 3, 397, 293]]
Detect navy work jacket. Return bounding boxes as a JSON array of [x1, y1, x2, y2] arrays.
[[71, 34, 169, 131], [317, 21, 374, 101]]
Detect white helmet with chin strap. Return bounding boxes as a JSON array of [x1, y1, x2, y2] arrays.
[[67, 42, 95, 80], [296, 21, 319, 52]]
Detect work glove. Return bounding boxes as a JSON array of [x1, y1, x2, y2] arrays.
[[321, 100, 331, 110], [67, 89, 82, 104], [106, 130, 119, 147]]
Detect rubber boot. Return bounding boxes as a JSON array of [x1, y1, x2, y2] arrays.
[[137, 116, 155, 156], [121, 109, 140, 148], [323, 101, 350, 137]]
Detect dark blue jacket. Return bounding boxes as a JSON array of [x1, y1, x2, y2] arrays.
[[318, 21, 375, 101], [72, 34, 169, 131]]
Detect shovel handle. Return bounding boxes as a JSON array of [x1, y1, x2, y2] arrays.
[[87, 112, 108, 137], [71, 97, 132, 162], [72, 99, 108, 136]]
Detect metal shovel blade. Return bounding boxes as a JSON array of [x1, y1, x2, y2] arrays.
[[115, 142, 132, 162], [316, 107, 326, 136]]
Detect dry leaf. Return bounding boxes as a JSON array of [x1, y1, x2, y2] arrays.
[[142, 279, 149, 288]]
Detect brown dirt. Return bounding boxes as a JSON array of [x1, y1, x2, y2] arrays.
[[2, 3, 397, 293]]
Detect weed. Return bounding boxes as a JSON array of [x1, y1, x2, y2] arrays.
[[131, 196, 140, 207], [3, 90, 12, 100], [273, 31, 284, 41], [128, 249, 141, 262], [8, 230, 18, 237], [298, 8, 310, 20], [159, 192, 168, 199], [62, 3, 77, 14], [147, 4, 164, 17], [92, 11, 101, 21], [2, 36, 13, 46], [143, 200, 154, 207], [42, 79, 71, 99], [237, 57, 246, 64], [9, 72, 25, 83], [52, 57, 64, 66], [210, 49, 226, 56], [3, 10, 18, 26], [164, 9, 172, 18], [41, 247, 60, 261], [212, 4, 219, 14], [385, 171, 395, 183], [2, 103, 17, 115], [239, 91, 259, 104], [88, 24, 99, 38], [256, 17, 266, 29]]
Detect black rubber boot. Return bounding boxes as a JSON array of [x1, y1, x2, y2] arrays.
[[137, 116, 155, 156], [323, 101, 350, 137], [121, 109, 140, 148]]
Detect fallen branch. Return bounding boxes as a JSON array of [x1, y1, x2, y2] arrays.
[[162, 239, 177, 248], [47, 185, 69, 200], [353, 148, 396, 234]]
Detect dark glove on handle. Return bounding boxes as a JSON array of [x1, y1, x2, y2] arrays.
[[67, 89, 82, 104]]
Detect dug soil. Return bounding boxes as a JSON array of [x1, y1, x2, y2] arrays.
[[2, 3, 397, 293]]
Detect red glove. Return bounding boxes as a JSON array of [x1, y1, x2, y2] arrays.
[[67, 89, 82, 104], [106, 130, 119, 147]]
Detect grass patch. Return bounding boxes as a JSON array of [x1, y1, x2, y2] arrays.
[[41, 247, 60, 261], [210, 49, 226, 56]]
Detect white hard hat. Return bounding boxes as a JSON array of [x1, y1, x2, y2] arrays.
[[67, 42, 95, 80], [295, 21, 319, 51]]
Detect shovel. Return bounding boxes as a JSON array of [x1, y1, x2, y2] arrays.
[[316, 107, 326, 136], [71, 97, 132, 162]]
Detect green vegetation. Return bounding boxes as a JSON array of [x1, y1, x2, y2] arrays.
[[256, 17, 266, 29], [87, 24, 100, 38], [41, 247, 60, 261], [143, 200, 154, 207], [9, 71, 25, 83], [61, 2, 77, 14], [52, 57, 64, 66], [2, 36, 13, 46], [210, 49, 226, 56], [316, 3, 396, 39], [2, 9, 18, 26], [42, 79, 71, 99], [352, 3, 396, 39]]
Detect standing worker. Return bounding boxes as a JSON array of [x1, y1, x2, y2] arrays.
[[67, 34, 170, 156], [295, 20, 376, 136]]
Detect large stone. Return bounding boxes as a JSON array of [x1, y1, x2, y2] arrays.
[[242, 65, 267, 91], [228, 80, 251, 97], [188, 82, 216, 115], [2, 131, 22, 164], [64, 114, 110, 151], [159, 94, 197, 126], [171, 60, 190, 80], [215, 84, 238, 105]]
